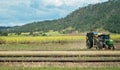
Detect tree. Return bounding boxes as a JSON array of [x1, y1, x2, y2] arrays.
[[0, 31, 8, 36]]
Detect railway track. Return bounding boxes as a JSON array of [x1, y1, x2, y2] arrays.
[[0, 51, 120, 56], [0, 59, 120, 62], [0, 56, 120, 63], [0, 51, 120, 63]]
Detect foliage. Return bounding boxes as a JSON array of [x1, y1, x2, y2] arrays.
[[0, 31, 8, 36], [0, 36, 85, 44]]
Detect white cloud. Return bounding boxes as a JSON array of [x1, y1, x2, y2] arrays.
[[41, 0, 108, 7], [0, 0, 31, 8], [0, 22, 24, 26], [0, 0, 108, 26], [42, 0, 63, 7]]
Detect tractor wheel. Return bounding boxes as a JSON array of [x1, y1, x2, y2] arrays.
[[86, 40, 93, 49], [108, 45, 115, 50], [104, 45, 109, 50], [96, 41, 103, 50]]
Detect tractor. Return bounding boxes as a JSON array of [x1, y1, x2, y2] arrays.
[[86, 32, 115, 50]]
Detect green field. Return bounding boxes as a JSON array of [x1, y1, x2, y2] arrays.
[[0, 67, 120, 70], [0, 43, 85, 51]]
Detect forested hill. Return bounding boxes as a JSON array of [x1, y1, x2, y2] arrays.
[[0, 26, 11, 30], [10, 0, 120, 33]]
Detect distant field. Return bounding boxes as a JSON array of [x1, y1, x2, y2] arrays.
[[111, 34, 120, 42], [0, 35, 120, 51], [0, 34, 120, 44], [0, 36, 85, 44], [0, 36, 85, 51]]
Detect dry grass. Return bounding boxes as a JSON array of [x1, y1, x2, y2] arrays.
[[0, 51, 120, 56]]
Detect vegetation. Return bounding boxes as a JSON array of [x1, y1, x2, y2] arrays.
[[0, 36, 85, 51], [0, 31, 8, 36], [0, 36, 85, 44], [0, 43, 84, 51], [0, 67, 120, 70], [0, 34, 119, 51], [0, 26, 11, 30], [5, 0, 120, 34], [0, 34, 120, 45]]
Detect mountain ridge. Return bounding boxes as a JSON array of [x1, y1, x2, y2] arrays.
[[8, 0, 120, 34]]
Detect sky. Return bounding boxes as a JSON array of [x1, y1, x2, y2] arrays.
[[0, 0, 108, 26]]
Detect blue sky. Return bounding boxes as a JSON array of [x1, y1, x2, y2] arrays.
[[0, 0, 108, 26]]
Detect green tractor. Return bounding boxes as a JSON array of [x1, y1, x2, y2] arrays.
[[86, 32, 115, 50]]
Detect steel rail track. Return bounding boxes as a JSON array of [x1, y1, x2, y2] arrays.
[[0, 59, 120, 62], [0, 55, 120, 57], [0, 51, 120, 63]]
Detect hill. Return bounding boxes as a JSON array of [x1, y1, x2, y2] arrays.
[[9, 0, 120, 34], [0, 26, 11, 30]]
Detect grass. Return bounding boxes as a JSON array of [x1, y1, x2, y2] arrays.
[[0, 42, 85, 51], [0, 56, 120, 61], [0, 36, 85, 44], [111, 34, 120, 40], [0, 34, 119, 51], [0, 36, 85, 51], [0, 34, 120, 44], [0, 67, 120, 70], [111, 34, 120, 43]]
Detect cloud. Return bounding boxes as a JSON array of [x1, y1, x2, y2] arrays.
[[41, 0, 108, 7], [0, 0, 108, 26], [42, 0, 63, 7]]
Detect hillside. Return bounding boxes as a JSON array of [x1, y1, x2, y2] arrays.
[[9, 0, 120, 34], [0, 26, 11, 30]]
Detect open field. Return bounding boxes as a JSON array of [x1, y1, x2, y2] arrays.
[[0, 42, 120, 51], [0, 34, 120, 44], [0, 42, 86, 51], [0, 35, 120, 51], [0, 36, 85, 44], [0, 35, 120, 69], [0, 66, 120, 70], [0, 34, 119, 50]]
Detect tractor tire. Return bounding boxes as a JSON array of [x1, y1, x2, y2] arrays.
[[104, 45, 109, 50], [86, 40, 93, 49], [108, 45, 115, 50], [96, 41, 103, 50]]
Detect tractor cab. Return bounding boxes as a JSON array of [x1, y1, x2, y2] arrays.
[[99, 34, 110, 42]]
